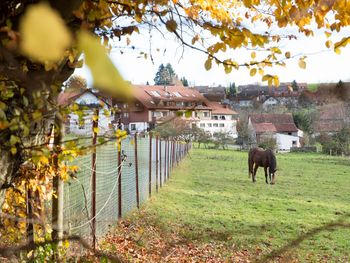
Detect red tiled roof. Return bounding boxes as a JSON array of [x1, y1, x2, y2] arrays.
[[57, 88, 88, 106], [133, 85, 208, 110], [57, 88, 112, 107], [274, 123, 299, 132], [250, 113, 298, 133], [252, 122, 276, 133], [204, 101, 237, 115], [313, 121, 345, 133], [250, 113, 295, 124]]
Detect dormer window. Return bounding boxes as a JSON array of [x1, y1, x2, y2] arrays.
[[173, 92, 182, 97], [150, 91, 161, 97]]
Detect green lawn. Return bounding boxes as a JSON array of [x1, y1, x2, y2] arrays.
[[124, 148, 350, 261]]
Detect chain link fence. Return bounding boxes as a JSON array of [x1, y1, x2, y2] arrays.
[[62, 133, 191, 247]]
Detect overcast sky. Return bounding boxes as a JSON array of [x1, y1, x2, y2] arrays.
[[75, 23, 350, 87]]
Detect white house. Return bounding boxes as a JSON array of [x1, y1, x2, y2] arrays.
[[197, 101, 238, 138], [57, 89, 114, 136], [248, 113, 301, 151]]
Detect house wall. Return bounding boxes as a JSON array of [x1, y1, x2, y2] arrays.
[[128, 122, 149, 133], [68, 105, 112, 136], [276, 133, 300, 151], [197, 119, 237, 138]]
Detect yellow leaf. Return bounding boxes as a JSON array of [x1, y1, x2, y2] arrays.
[[19, 3, 72, 63], [325, 40, 332, 48], [298, 58, 306, 69], [285, 51, 291, 58], [334, 47, 341, 55], [204, 58, 212, 71], [93, 127, 99, 134], [78, 31, 132, 97], [251, 51, 256, 59], [273, 76, 280, 87], [11, 147, 17, 155], [166, 19, 177, 32], [250, 68, 257, 76], [224, 65, 232, 74]]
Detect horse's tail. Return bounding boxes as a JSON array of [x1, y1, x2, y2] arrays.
[[248, 148, 254, 178]]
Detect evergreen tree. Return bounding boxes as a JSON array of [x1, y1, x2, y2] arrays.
[[226, 82, 236, 97], [154, 63, 177, 85], [181, 77, 189, 86], [292, 80, 298, 92]]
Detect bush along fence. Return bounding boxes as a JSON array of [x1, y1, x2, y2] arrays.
[[60, 132, 191, 250]]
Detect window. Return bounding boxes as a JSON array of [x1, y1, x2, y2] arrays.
[[292, 140, 297, 145], [200, 123, 205, 128], [288, 132, 292, 135], [195, 112, 198, 117], [173, 91, 182, 97], [130, 124, 136, 131], [123, 103, 128, 108], [150, 91, 161, 97], [219, 123, 225, 127], [207, 123, 212, 127], [213, 123, 219, 127], [162, 111, 168, 117], [203, 112, 209, 117], [220, 116, 226, 120], [123, 112, 129, 118]]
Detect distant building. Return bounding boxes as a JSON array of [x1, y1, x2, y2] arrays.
[[57, 89, 113, 135], [197, 101, 238, 138], [248, 113, 301, 151]]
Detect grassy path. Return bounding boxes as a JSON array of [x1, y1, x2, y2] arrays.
[[106, 148, 350, 262]]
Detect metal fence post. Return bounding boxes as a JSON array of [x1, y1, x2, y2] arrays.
[[134, 133, 140, 209], [159, 138, 162, 188], [118, 142, 122, 219], [91, 108, 98, 249], [155, 135, 159, 193], [165, 139, 168, 182], [148, 133, 152, 197]]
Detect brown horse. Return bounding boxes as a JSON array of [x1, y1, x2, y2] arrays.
[[248, 148, 277, 184]]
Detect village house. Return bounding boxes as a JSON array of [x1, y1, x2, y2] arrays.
[[59, 85, 239, 137], [248, 113, 302, 151], [57, 88, 114, 135], [113, 85, 212, 133], [197, 101, 238, 138]]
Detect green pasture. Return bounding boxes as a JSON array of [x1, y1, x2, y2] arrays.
[[128, 148, 350, 261]]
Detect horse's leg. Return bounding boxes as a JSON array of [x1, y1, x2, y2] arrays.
[[264, 167, 268, 184], [253, 164, 258, 183]]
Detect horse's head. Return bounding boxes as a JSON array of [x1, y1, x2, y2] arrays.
[[269, 168, 277, 184]]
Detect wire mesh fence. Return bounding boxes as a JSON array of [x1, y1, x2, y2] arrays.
[[62, 133, 191, 248]]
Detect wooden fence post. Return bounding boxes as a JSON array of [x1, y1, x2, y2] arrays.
[[52, 114, 63, 249], [148, 133, 152, 197], [26, 182, 34, 244], [155, 135, 159, 193], [134, 133, 140, 209], [91, 108, 98, 249]]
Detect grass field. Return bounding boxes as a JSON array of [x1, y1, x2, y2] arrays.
[[112, 148, 350, 262]]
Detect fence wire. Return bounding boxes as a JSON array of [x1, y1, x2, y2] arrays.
[[62, 134, 191, 246]]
